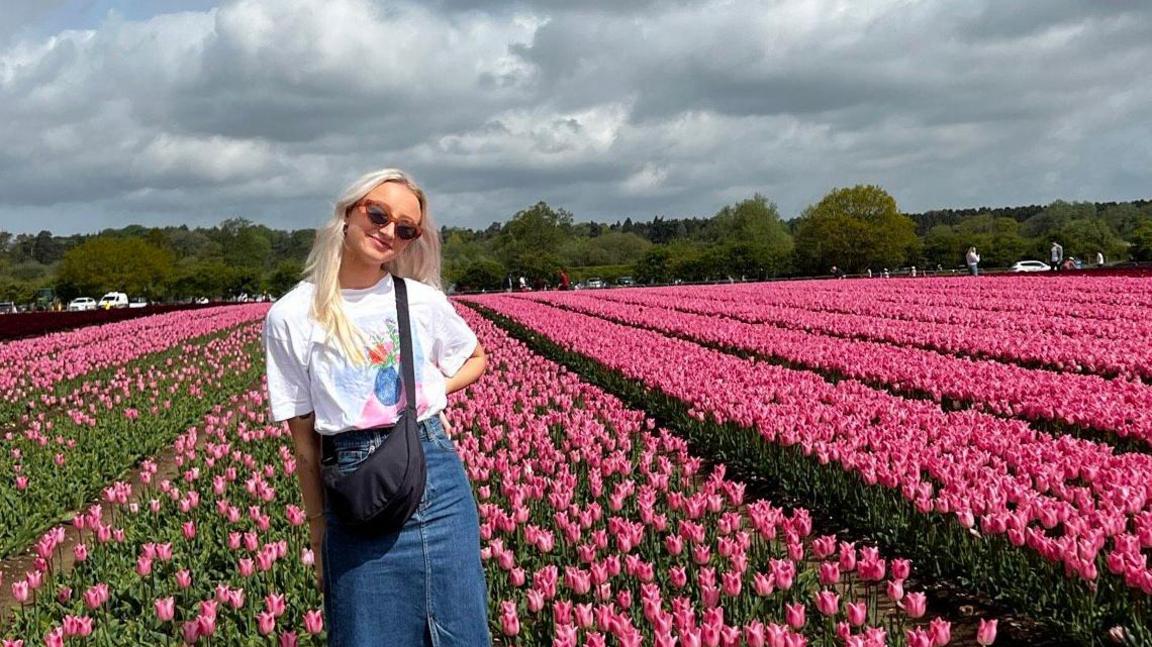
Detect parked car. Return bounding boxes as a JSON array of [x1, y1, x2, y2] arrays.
[[1011, 260, 1051, 272], [68, 297, 97, 311], [585, 277, 607, 289], [0, 301, 18, 314], [616, 276, 636, 287], [128, 297, 149, 309], [98, 292, 129, 309]]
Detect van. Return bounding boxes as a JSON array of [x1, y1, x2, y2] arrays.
[[98, 292, 129, 309]]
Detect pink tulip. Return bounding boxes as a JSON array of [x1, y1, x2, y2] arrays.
[[785, 602, 805, 629], [257, 611, 276, 636], [814, 590, 839, 616], [265, 593, 287, 618], [902, 592, 927, 619], [303, 609, 324, 635], [929, 618, 952, 646], [176, 570, 193, 589], [279, 631, 299, 647], [499, 600, 520, 636], [155, 597, 175, 622], [976, 619, 998, 645], [906, 628, 933, 647], [11, 581, 29, 604], [846, 601, 867, 626]]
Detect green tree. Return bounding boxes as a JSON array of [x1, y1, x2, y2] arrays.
[[267, 261, 304, 297], [1056, 218, 1128, 263], [56, 237, 173, 299], [496, 202, 572, 284], [793, 185, 917, 274], [1127, 220, 1152, 262], [633, 246, 672, 284], [708, 195, 794, 277], [454, 259, 507, 292]]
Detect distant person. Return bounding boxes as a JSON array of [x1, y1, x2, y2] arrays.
[[1050, 241, 1063, 271], [1096, 251, 1105, 266], [866, 268, 873, 278], [830, 265, 843, 279], [966, 247, 981, 276], [558, 269, 571, 290], [518, 275, 528, 290]]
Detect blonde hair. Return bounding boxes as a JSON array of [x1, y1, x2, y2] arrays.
[[304, 168, 442, 364]]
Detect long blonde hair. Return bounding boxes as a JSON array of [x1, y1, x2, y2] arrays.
[[304, 169, 442, 364]]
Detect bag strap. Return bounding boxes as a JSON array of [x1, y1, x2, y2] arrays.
[[393, 276, 417, 413]]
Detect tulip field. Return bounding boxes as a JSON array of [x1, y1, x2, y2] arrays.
[[458, 275, 1152, 646], [1, 275, 1149, 645]]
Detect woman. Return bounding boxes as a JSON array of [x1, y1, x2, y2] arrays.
[[966, 247, 980, 276], [263, 169, 491, 646]]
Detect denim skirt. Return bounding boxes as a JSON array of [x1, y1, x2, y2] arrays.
[[322, 416, 491, 646]]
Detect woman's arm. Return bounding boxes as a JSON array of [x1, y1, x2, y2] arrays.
[[286, 412, 326, 589], [444, 341, 487, 395]]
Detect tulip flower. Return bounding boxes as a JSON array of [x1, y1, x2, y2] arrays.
[[977, 619, 998, 645], [303, 609, 324, 635], [154, 597, 175, 622]]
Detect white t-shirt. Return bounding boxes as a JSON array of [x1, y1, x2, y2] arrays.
[[262, 274, 478, 435]]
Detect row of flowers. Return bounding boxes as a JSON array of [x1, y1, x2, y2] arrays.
[[0, 305, 270, 419], [460, 295, 1152, 641], [613, 280, 1152, 380], [0, 318, 267, 558], [703, 277, 1152, 333], [750, 276, 1152, 313], [515, 290, 1152, 448], [451, 308, 973, 646]]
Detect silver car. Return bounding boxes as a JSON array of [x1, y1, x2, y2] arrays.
[[1011, 260, 1051, 272]]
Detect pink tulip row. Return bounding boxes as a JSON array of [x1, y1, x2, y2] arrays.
[[762, 276, 1152, 311], [0, 304, 271, 410], [681, 280, 1152, 343], [461, 295, 1152, 597], [450, 308, 979, 646], [512, 291, 1152, 446], [2, 386, 325, 645], [611, 279, 1152, 380]]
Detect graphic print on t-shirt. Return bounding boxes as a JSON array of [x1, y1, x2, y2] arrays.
[[356, 318, 431, 427]]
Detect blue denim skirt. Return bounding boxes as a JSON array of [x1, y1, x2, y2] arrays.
[[322, 416, 491, 646]]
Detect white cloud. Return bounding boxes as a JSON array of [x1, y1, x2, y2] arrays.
[[0, 0, 1149, 235]]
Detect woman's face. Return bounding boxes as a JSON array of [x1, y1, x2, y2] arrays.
[[344, 181, 423, 267]]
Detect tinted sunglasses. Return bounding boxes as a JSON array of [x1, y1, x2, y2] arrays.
[[355, 201, 423, 241]]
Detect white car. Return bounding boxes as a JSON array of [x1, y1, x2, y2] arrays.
[[128, 297, 149, 309], [98, 292, 129, 309], [1011, 260, 1051, 272], [67, 297, 97, 311]]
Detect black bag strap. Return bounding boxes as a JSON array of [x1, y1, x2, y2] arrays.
[[393, 276, 417, 413]]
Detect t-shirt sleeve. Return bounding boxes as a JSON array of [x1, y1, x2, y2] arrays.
[[432, 293, 479, 378], [263, 312, 313, 422]]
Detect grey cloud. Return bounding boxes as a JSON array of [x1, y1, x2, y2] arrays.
[[1, 0, 1150, 236]]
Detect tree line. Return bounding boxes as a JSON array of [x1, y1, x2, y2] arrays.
[[2, 187, 1151, 302]]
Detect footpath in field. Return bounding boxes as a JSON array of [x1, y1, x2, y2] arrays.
[[461, 291, 1152, 645]]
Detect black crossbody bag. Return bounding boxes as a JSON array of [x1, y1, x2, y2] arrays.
[[322, 277, 427, 534]]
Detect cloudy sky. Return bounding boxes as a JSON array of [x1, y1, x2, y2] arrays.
[[1, 0, 1149, 236]]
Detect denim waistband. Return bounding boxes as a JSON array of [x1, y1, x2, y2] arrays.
[[326, 416, 443, 454]]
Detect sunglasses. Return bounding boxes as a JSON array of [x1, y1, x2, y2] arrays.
[[354, 201, 423, 241]]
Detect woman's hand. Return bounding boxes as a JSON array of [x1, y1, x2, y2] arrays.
[[309, 516, 326, 591]]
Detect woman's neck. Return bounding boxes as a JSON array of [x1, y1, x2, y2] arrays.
[[338, 259, 388, 290]]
